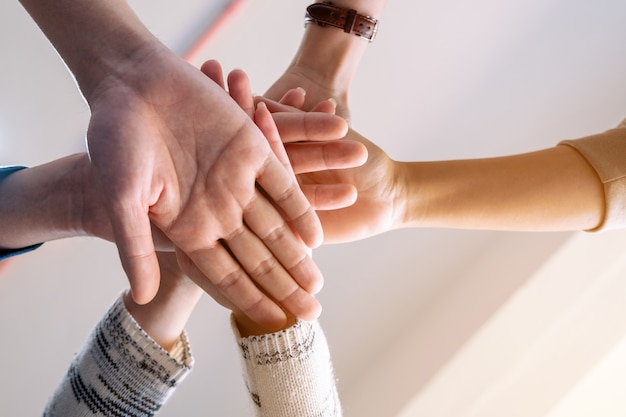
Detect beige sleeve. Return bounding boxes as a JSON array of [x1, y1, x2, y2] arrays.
[[232, 317, 342, 417], [559, 119, 626, 231]]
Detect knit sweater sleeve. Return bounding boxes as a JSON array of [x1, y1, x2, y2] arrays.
[[559, 120, 626, 231], [42, 294, 193, 417], [233, 317, 342, 417]]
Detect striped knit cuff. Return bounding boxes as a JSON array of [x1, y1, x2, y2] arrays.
[[118, 296, 193, 373], [44, 295, 193, 417]]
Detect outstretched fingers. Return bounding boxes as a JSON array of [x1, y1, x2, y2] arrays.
[[226, 67, 325, 247], [286, 139, 368, 174], [254, 101, 293, 176], [272, 112, 348, 143], [257, 158, 323, 248], [243, 189, 323, 294], [178, 246, 289, 329], [225, 221, 322, 321]]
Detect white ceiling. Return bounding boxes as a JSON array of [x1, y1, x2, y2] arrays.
[[1, 0, 626, 416]]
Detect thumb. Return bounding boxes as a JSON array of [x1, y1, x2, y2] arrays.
[[110, 204, 160, 304]]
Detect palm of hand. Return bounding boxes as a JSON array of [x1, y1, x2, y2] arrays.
[[89, 68, 255, 233], [86, 54, 315, 309]]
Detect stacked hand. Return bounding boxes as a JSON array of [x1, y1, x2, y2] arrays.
[[83, 47, 361, 327], [257, 95, 402, 244], [73, 58, 368, 331], [176, 60, 369, 332]]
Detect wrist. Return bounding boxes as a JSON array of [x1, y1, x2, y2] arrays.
[[289, 25, 365, 94], [233, 310, 297, 338], [123, 272, 201, 353], [289, 0, 386, 94], [84, 40, 173, 105], [395, 161, 427, 229], [19, 0, 168, 102]]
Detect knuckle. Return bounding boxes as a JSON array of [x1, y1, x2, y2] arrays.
[[214, 268, 244, 294], [223, 223, 246, 242], [288, 254, 310, 275], [262, 222, 290, 245], [274, 184, 299, 206], [249, 256, 280, 282]]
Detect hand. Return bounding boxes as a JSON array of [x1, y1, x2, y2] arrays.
[[306, 130, 400, 243], [179, 60, 367, 329], [201, 60, 368, 209], [205, 61, 382, 244], [257, 97, 401, 244], [15, 0, 356, 326], [86, 49, 324, 324]]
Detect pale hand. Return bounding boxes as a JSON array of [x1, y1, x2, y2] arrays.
[[86, 49, 322, 328]]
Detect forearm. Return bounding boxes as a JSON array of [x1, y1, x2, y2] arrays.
[[0, 154, 92, 250], [399, 145, 605, 231], [294, 0, 387, 87], [266, 0, 387, 115], [18, 0, 166, 100]]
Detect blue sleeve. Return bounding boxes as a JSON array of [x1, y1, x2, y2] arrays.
[[0, 166, 43, 261]]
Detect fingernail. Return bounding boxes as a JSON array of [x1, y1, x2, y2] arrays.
[[328, 98, 337, 106], [256, 101, 267, 110], [297, 87, 306, 95]]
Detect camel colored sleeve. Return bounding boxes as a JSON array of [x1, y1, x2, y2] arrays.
[[560, 118, 626, 231]]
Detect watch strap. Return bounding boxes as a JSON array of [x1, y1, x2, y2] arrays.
[[305, 2, 379, 42]]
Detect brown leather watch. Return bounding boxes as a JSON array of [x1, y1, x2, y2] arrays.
[[304, 2, 379, 42]]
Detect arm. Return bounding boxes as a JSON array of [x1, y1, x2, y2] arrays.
[[398, 144, 605, 232], [0, 166, 43, 259], [0, 154, 104, 251], [315, 131, 607, 242], [259, 97, 612, 242]]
